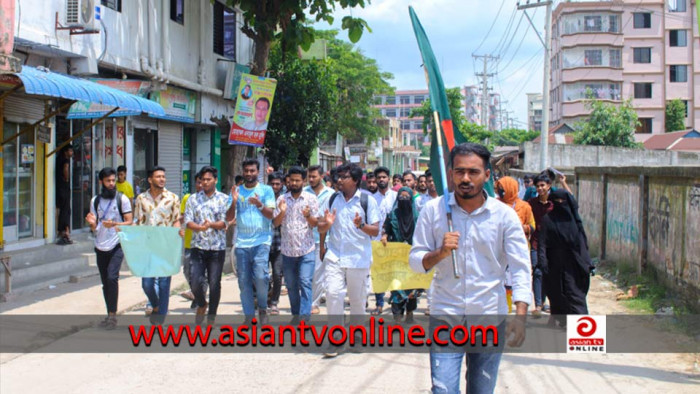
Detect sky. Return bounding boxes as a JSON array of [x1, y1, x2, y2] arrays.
[[318, 0, 549, 129]]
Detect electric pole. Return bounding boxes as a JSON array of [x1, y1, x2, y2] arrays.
[[473, 54, 498, 130], [518, 0, 552, 170]]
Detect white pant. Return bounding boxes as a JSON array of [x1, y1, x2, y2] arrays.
[[311, 243, 325, 308], [325, 259, 369, 316]]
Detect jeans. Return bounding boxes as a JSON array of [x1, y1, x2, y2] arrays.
[[142, 277, 171, 315], [430, 352, 503, 394], [95, 245, 123, 314], [311, 243, 326, 308], [282, 251, 316, 317], [235, 244, 271, 316], [375, 292, 385, 307], [531, 249, 543, 307], [268, 248, 283, 306], [190, 248, 226, 316]]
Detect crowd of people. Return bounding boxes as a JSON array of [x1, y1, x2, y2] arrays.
[[82, 142, 592, 392]]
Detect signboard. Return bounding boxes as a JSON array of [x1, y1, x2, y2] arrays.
[[370, 242, 433, 292], [36, 125, 51, 144], [228, 73, 277, 147], [150, 85, 197, 123], [224, 63, 251, 100], [67, 79, 151, 119]]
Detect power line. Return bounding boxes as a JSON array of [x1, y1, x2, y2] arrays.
[[472, 0, 508, 55]]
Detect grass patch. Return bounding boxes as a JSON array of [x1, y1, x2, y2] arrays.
[[598, 261, 668, 314]]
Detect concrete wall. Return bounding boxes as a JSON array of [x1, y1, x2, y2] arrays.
[[576, 166, 700, 311], [524, 142, 700, 172]]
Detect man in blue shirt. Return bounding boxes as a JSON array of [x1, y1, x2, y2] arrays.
[[227, 158, 276, 323], [304, 165, 334, 315]]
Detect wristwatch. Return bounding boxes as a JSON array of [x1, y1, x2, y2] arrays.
[[359, 222, 365, 230]]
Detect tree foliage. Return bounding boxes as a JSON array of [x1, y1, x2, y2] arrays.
[[410, 87, 493, 145], [573, 98, 641, 148], [665, 99, 686, 132], [226, 0, 371, 75], [263, 30, 393, 168], [491, 128, 539, 146]]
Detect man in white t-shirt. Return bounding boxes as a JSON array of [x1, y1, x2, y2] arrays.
[[85, 167, 133, 330]]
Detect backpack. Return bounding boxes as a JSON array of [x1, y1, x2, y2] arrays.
[[328, 191, 368, 223], [94, 192, 125, 223]]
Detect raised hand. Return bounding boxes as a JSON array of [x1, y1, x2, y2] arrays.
[[324, 208, 337, 226], [353, 211, 363, 228], [85, 212, 97, 227], [249, 193, 262, 208], [279, 198, 287, 213], [302, 205, 311, 218], [230, 185, 239, 203]]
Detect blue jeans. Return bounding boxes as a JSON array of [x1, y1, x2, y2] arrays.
[[282, 251, 315, 317], [430, 352, 503, 394], [236, 244, 271, 316], [375, 292, 385, 307], [142, 277, 171, 315], [531, 249, 543, 307]]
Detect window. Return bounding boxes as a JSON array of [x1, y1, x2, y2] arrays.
[[609, 49, 621, 67], [101, 0, 121, 12], [634, 83, 652, 99], [413, 120, 423, 130], [385, 96, 396, 105], [213, 2, 236, 59], [400, 108, 411, 117], [636, 118, 652, 134], [633, 48, 651, 63], [584, 50, 602, 66], [668, 0, 686, 12], [670, 30, 687, 47], [670, 65, 688, 82], [608, 15, 619, 32], [385, 108, 396, 117], [633, 13, 651, 28], [584, 16, 602, 32], [400, 95, 411, 105], [400, 120, 411, 130], [414, 95, 425, 104], [170, 0, 184, 24], [682, 100, 689, 117]]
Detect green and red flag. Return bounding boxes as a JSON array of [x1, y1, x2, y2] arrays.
[[409, 6, 494, 198]]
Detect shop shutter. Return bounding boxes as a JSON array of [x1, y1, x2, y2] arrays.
[[157, 120, 183, 196], [3, 95, 45, 124]]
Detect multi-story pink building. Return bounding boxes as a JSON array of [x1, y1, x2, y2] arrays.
[[373, 90, 429, 147], [550, 0, 699, 138]]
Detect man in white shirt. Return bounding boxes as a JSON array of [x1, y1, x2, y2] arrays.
[[318, 163, 380, 357], [409, 143, 531, 394], [304, 165, 334, 315], [369, 166, 396, 314]]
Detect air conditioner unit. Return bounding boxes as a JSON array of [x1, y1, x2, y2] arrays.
[[65, 0, 99, 31]]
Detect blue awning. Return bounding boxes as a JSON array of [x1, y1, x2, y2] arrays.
[[11, 66, 165, 118]]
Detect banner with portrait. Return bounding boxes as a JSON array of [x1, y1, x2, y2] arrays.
[[228, 73, 277, 147]]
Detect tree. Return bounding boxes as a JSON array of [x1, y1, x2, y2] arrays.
[[491, 128, 539, 146], [665, 99, 686, 132], [226, 0, 371, 75], [410, 87, 493, 145], [573, 98, 641, 148]]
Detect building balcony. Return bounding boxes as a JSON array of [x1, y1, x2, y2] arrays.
[[561, 67, 623, 83]]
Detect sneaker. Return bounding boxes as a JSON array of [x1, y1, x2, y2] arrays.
[[268, 305, 280, 315], [311, 306, 320, 315], [323, 351, 339, 358], [98, 316, 117, 330], [258, 309, 269, 325]]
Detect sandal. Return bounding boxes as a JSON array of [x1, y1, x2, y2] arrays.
[[371, 306, 383, 316], [269, 305, 279, 315]]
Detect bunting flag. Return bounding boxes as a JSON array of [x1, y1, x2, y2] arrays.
[[409, 6, 494, 197]]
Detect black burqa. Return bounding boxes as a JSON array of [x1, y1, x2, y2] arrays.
[[538, 189, 591, 317]]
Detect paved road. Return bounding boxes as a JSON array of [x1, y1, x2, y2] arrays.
[[1, 266, 698, 393]]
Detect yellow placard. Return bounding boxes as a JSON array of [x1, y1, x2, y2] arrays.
[[371, 241, 433, 293]]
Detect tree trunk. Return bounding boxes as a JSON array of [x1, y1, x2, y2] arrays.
[[251, 37, 272, 76]]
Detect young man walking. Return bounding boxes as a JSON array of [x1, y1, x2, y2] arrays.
[[304, 165, 334, 315], [184, 166, 230, 325], [370, 166, 397, 315], [267, 172, 285, 315], [226, 159, 276, 323], [133, 166, 181, 324], [318, 163, 380, 356], [116, 165, 135, 206], [85, 167, 133, 329], [273, 166, 319, 322], [179, 173, 203, 304], [410, 143, 531, 393]]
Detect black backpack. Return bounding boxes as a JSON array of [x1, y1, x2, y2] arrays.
[[328, 191, 369, 223], [93, 192, 125, 222]]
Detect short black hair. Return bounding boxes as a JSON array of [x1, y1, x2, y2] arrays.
[[287, 165, 306, 180], [199, 166, 218, 179], [117, 165, 127, 173], [402, 170, 416, 181], [268, 171, 283, 182], [524, 175, 532, 181], [393, 174, 403, 181], [418, 174, 427, 182], [147, 166, 166, 178], [308, 165, 324, 175], [337, 163, 363, 187], [98, 167, 117, 181], [374, 166, 390, 178], [323, 175, 331, 183], [366, 173, 376, 180], [425, 169, 432, 178], [234, 175, 243, 184], [449, 142, 491, 169], [242, 158, 260, 170], [330, 167, 339, 183], [256, 97, 270, 109], [533, 174, 551, 185]]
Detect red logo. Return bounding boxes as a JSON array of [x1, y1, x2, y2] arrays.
[[576, 316, 597, 337]]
